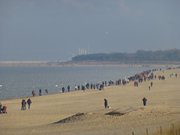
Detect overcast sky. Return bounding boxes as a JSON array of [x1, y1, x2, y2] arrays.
[[0, 0, 180, 61]]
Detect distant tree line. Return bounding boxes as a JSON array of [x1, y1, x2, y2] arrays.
[[72, 49, 180, 63]]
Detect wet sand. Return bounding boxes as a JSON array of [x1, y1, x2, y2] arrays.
[[0, 68, 180, 135]]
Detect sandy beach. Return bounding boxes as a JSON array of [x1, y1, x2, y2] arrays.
[[0, 68, 180, 135]]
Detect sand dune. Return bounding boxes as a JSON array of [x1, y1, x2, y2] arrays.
[[0, 68, 180, 135]]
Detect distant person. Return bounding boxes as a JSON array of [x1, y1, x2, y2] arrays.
[[32, 90, 35, 97], [2, 105, 7, 113], [150, 82, 153, 87], [27, 98, 32, 109], [82, 85, 86, 91], [104, 98, 109, 109], [99, 84, 104, 90], [142, 97, 147, 106], [75, 85, 78, 90], [39, 89, 42, 96], [21, 99, 26, 110], [67, 85, 70, 92], [45, 89, 48, 94], [62, 87, 65, 93], [78, 85, 80, 90]]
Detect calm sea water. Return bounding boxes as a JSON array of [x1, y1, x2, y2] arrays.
[[0, 66, 152, 100]]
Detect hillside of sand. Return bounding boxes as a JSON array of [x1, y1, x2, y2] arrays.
[[0, 68, 180, 135]]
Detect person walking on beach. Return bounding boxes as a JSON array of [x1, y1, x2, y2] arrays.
[[104, 98, 109, 109], [67, 85, 70, 92], [142, 97, 147, 106], [39, 89, 42, 96], [21, 99, 26, 110], [45, 89, 48, 94], [62, 87, 65, 93], [175, 73, 177, 78], [27, 98, 32, 109], [32, 90, 35, 97], [150, 82, 153, 87]]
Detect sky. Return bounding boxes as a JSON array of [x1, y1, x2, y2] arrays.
[[0, 0, 180, 61]]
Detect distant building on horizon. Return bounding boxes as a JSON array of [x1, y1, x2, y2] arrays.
[[78, 48, 88, 55]]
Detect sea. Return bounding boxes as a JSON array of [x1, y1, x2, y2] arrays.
[[0, 65, 155, 100]]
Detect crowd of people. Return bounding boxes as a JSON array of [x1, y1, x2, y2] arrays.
[[29, 69, 159, 96], [102, 67, 179, 108], [1, 67, 178, 116], [29, 68, 177, 109]]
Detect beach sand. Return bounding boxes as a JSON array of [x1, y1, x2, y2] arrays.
[[0, 68, 180, 135]]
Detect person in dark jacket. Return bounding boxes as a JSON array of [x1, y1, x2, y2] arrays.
[[32, 90, 35, 97], [104, 98, 108, 109], [67, 85, 70, 92], [27, 98, 32, 109], [21, 99, 26, 110], [62, 87, 65, 93], [39, 89, 42, 96], [45, 89, 48, 94], [142, 97, 147, 106]]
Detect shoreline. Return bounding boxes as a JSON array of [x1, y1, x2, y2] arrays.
[[0, 66, 179, 102], [0, 64, 162, 101], [0, 66, 178, 101], [0, 67, 180, 135], [0, 60, 180, 67], [0, 66, 160, 101]]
